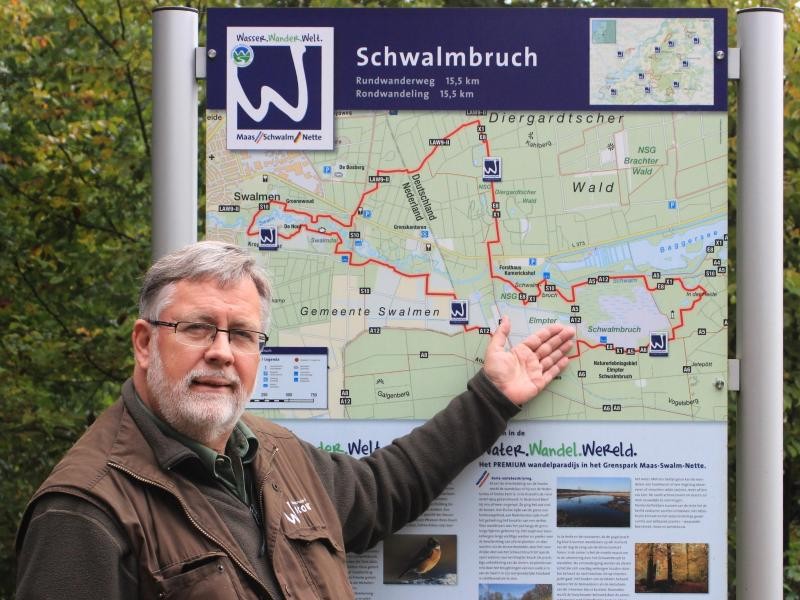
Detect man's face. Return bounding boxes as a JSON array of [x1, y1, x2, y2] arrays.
[[139, 278, 263, 449]]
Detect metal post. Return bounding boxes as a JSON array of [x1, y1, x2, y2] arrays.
[[151, 7, 198, 260], [736, 8, 784, 600]]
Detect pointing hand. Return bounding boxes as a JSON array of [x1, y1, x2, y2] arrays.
[[483, 316, 575, 406]]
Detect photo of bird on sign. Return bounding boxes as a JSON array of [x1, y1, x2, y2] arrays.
[[382, 534, 458, 585]]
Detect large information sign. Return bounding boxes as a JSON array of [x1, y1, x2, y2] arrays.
[[206, 8, 728, 599]]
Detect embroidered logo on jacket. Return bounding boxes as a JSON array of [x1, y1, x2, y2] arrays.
[[283, 498, 313, 525]]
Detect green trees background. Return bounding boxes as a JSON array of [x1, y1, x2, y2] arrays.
[[0, 1, 797, 598]]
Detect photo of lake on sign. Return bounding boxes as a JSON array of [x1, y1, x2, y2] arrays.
[[556, 477, 631, 527]]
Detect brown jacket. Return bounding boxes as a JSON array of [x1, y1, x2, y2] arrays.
[[19, 385, 353, 599], [17, 372, 518, 599]]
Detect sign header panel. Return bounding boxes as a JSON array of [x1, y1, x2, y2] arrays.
[[207, 8, 728, 114]]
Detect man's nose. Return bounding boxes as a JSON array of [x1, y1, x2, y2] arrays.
[[204, 330, 235, 364]]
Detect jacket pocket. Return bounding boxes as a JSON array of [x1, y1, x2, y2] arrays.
[[274, 525, 353, 600], [152, 553, 246, 599]]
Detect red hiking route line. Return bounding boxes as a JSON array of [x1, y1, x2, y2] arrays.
[[244, 119, 709, 360]]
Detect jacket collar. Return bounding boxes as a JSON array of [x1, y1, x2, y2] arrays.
[[114, 379, 198, 477], [109, 380, 266, 582]]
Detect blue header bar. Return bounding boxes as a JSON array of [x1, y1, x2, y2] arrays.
[[207, 8, 728, 112], [262, 347, 328, 356]]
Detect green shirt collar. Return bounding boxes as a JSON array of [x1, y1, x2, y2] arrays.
[[131, 391, 258, 502]]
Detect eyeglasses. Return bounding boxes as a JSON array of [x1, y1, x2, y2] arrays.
[[146, 320, 268, 355]]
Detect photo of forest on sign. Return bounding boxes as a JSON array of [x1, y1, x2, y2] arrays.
[[634, 543, 709, 593]]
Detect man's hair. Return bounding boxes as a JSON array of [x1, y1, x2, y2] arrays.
[[138, 241, 272, 332]]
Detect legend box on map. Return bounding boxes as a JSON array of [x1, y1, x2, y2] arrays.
[[249, 347, 328, 410]]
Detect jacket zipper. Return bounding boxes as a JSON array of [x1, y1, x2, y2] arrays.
[[250, 502, 265, 556], [109, 460, 275, 600], [252, 447, 279, 557]]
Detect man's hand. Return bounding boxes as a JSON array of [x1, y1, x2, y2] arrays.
[[483, 316, 575, 406]]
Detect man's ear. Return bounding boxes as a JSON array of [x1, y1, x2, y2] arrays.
[[132, 319, 153, 370]]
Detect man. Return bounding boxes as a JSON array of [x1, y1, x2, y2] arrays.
[[16, 241, 574, 599]]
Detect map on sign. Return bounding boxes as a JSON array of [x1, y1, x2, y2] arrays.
[[206, 109, 727, 422], [589, 18, 715, 106]]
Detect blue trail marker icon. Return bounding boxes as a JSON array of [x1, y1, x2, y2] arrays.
[[259, 226, 278, 251]]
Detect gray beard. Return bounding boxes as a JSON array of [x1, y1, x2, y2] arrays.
[[146, 345, 251, 447]]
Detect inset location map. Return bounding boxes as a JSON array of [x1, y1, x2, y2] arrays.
[[206, 109, 727, 422], [590, 18, 715, 106]]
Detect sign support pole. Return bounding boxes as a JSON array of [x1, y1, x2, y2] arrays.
[[736, 8, 784, 599], [151, 6, 198, 260]]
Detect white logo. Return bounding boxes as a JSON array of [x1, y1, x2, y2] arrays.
[[283, 498, 313, 525], [231, 44, 309, 125]]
